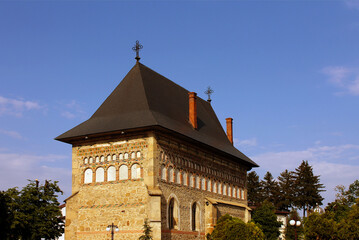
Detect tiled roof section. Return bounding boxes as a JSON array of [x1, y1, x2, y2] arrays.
[[55, 62, 258, 168]]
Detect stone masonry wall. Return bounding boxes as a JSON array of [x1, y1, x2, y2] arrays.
[[155, 133, 250, 240], [65, 135, 153, 240]]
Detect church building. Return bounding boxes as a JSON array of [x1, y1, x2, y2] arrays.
[[56, 44, 258, 240]]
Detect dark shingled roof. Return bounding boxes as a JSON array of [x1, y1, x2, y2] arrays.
[[56, 62, 258, 168]]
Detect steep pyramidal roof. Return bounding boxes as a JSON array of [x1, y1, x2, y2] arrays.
[[56, 62, 258, 168]]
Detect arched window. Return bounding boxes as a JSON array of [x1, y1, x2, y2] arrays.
[[228, 186, 232, 197], [124, 153, 129, 159], [191, 203, 200, 231], [84, 169, 93, 183], [218, 182, 222, 194], [207, 179, 211, 192], [107, 166, 116, 181], [189, 174, 194, 188], [100, 155, 105, 162], [95, 167, 104, 182], [223, 184, 227, 195], [136, 151, 141, 158], [89, 157, 93, 164], [84, 158, 88, 164], [241, 189, 245, 199], [213, 182, 217, 193], [175, 169, 181, 184], [107, 155, 111, 161], [95, 156, 99, 163], [131, 164, 141, 179], [195, 176, 200, 189], [232, 186, 236, 197], [201, 178, 206, 190], [112, 154, 117, 161], [183, 172, 188, 186], [131, 152, 135, 159], [237, 187, 240, 198], [161, 165, 167, 181], [169, 167, 174, 183], [119, 153, 123, 160], [168, 198, 179, 230], [119, 165, 128, 180]]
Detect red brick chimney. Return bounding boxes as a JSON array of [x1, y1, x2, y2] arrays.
[[188, 92, 197, 129], [226, 118, 233, 144]]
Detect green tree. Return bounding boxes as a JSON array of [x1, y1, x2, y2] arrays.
[[303, 212, 338, 240], [139, 218, 153, 240], [276, 170, 295, 210], [210, 214, 265, 240], [0, 180, 64, 240], [337, 199, 359, 240], [261, 172, 279, 206], [294, 160, 325, 217], [252, 200, 282, 240], [0, 191, 13, 240], [247, 171, 263, 205], [325, 180, 359, 222]]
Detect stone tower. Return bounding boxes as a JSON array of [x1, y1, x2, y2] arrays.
[[56, 62, 258, 240]]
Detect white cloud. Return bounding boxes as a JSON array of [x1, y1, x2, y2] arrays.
[[0, 152, 71, 202], [251, 144, 359, 205], [322, 66, 359, 96], [0, 129, 23, 139], [345, 0, 359, 10], [59, 100, 87, 119], [235, 138, 257, 148], [0, 96, 43, 117], [61, 111, 76, 119]]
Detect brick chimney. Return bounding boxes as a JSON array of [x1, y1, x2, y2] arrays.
[[226, 118, 233, 144], [188, 92, 197, 129]]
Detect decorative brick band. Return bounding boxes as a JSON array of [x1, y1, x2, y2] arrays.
[[83, 178, 144, 186], [77, 230, 143, 235], [79, 202, 145, 209], [162, 229, 206, 236]]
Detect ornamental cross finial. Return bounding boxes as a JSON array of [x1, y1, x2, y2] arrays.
[[132, 40, 143, 62], [205, 86, 214, 103]]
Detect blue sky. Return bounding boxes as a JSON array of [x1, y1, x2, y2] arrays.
[[0, 1, 358, 205]]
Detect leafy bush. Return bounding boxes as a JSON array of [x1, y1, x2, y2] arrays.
[[210, 214, 265, 240]]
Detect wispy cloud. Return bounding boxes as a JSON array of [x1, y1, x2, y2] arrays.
[[0, 96, 43, 117], [0, 152, 71, 202], [235, 138, 257, 148], [59, 100, 87, 119], [251, 144, 359, 205], [0, 129, 23, 139], [345, 0, 359, 10], [322, 66, 359, 96]]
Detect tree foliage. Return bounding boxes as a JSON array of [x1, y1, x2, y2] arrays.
[[304, 212, 338, 240], [139, 218, 153, 240], [261, 172, 279, 205], [247, 161, 324, 215], [252, 200, 282, 240], [247, 171, 263, 205], [303, 180, 359, 240], [210, 214, 265, 240], [277, 170, 295, 210], [294, 160, 325, 217], [0, 180, 64, 240]]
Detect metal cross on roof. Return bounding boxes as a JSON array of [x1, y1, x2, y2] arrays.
[[132, 40, 143, 62], [205, 86, 214, 103]]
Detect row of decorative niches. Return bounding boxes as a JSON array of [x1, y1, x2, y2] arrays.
[[161, 165, 246, 200], [82, 151, 142, 165], [83, 163, 142, 184], [160, 151, 246, 186]]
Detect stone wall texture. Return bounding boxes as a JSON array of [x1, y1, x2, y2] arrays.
[[64, 131, 251, 240]]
